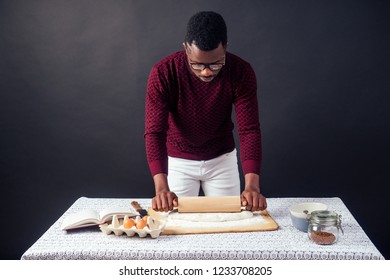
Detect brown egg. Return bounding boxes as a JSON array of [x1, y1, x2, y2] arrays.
[[142, 215, 149, 222], [136, 219, 148, 229], [123, 218, 136, 229]]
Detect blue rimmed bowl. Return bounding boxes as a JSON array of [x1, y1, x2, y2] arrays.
[[289, 202, 328, 232]]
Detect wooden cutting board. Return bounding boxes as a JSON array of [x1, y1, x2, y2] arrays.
[[148, 208, 278, 235]]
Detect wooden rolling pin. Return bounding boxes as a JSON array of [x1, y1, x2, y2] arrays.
[[177, 196, 242, 213]]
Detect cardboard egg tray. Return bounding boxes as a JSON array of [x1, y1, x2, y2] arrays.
[[99, 215, 166, 238]]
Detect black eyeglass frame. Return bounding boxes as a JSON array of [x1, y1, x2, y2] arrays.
[[189, 62, 225, 71]]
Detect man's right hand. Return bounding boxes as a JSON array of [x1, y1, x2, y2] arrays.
[[152, 173, 178, 211], [152, 191, 178, 212]]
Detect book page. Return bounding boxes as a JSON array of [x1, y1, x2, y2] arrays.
[[98, 208, 137, 223], [61, 209, 100, 230], [61, 208, 138, 230]]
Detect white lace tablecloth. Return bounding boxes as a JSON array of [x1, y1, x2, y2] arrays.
[[21, 197, 384, 260]]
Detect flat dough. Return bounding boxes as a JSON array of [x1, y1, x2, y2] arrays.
[[167, 211, 253, 222], [147, 208, 279, 235]]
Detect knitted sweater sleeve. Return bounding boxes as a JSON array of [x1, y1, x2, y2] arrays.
[[234, 63, 262, 175], [144, 65, 169, 176]]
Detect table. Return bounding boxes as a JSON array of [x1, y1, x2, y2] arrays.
[[21, 197, 384, 260]]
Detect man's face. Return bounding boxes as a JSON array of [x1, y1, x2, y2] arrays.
[[184, 42, 226, 82]]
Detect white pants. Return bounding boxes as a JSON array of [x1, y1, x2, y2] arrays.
[[168, 149, 241, 196]]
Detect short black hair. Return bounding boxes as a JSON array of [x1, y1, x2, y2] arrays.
[[185, 11, 227, 51]]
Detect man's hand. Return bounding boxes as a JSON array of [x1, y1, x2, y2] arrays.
[[152, 191, 178, 212], [152, 173, 178, 211], [241, 190, 267, 211], [241, 173, 267, 211]]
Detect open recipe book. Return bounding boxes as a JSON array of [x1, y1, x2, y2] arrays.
[[61, 208, 137, 230]]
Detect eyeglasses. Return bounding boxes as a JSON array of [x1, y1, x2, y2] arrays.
[[189, 62, 225, 71]]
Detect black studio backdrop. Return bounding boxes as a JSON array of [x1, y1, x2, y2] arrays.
[[0, 0, 389, 259]]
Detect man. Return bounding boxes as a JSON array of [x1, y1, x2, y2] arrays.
[[145, 11, 266, 212]]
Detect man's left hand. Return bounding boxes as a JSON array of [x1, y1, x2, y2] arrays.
[[241, 190, 267, 211]]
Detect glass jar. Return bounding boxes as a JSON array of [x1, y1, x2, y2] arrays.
[[307, 210, 343, 245]]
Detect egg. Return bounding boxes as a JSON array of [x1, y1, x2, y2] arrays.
[[142, 215, 149, 222], [123, 217, 136, 229], [136, 219, 148, 229]]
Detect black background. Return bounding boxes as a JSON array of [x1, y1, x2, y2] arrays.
[[1, 0, 389, 260]]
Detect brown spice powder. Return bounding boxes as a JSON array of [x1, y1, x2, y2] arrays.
[[310, 231, 336, 245]]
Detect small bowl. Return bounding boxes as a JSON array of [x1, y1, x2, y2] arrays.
[[289, 202, 328, 232]]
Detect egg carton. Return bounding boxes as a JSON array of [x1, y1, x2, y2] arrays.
[[99, 215, 166, 238]]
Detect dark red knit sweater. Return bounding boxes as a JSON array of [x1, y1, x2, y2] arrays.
[[145, 51, 261, 176]]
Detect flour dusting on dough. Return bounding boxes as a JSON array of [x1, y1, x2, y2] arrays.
[[168, 211, 254, 222]]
